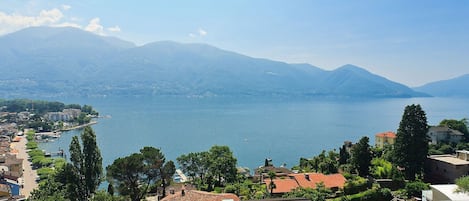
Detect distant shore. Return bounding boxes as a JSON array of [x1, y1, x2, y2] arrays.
[[60, 121, 97, 131]]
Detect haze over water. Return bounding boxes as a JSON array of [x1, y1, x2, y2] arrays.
[[39, 96, 469, 170]]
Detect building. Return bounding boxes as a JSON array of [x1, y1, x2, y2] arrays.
[[375, 131, 396, 148], [44, 109, 81, 122], [427, 126, 464, 145], [425, 151, 469, 184], [160, 190, 240, 201], [422, 184, 469, 201], [264, 173, 346, 195]]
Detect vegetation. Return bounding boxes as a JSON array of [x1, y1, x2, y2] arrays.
[[106, 146, 175, 201], [350, 136, 371, 177], [30, 127, 105, 201], [295, 150, 339, 174], [392, 104, 429, 181], [456, 176, 469, 193], [176, 145, 237, 191], [283, 183, 331, 201]]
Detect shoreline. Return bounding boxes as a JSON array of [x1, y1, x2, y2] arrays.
[[60, 121, 98, 131]]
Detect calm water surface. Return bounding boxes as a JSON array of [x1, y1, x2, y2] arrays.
[[39, 97, 469, 170]]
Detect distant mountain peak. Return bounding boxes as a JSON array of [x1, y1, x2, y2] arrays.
[[0, 26, 428, 98]]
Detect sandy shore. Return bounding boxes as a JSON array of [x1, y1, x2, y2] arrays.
[[11, 136, 38, 198]]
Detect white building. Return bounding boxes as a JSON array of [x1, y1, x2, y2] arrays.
[[423, 184, 469, 201]]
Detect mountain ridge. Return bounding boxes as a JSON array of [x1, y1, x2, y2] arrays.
[[414, 74, 469, 97], [0, 26, 428, 98]]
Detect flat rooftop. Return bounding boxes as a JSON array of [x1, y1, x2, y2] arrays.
[[430, 155, 469, 165]]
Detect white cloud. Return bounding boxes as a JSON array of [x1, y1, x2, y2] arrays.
[[0, 8, 64, 34], [52, 22, 82, 29], [107, 25, 121, 32], [0, 7, 121, 36], [198, 28, 207, 36], [85, 17, 104, 35], [62, 5, 71, 11], [189, 28, 208, 38]]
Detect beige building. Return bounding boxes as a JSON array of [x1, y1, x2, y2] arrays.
[[375, 131, 396, 148], [425, 151, 469, 184]]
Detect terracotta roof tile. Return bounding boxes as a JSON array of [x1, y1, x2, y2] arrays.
[[266, 178, 299, 194], [161, 190, 240, 201], [375, 131, 396, 138]]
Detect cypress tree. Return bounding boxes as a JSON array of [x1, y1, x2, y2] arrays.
[[393, 104, 429, 180]]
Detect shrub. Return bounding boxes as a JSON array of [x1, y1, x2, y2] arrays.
[[344, 176, 368, 195], [404, 181, 430, 198]]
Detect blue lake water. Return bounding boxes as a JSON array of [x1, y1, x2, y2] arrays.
[[38, 96, 469, 171]]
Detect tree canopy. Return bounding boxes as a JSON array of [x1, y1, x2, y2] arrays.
[[392, 104, 429, 181], [350, 136, 372, 177], [106, 146, 175, 201]]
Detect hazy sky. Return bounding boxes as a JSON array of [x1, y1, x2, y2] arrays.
[[1, 0, 468, 86]]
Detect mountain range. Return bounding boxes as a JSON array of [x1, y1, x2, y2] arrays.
[[0, 26, 464, 98]]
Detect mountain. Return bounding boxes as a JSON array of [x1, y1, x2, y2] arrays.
[[414, 74, 469, 97], [0, 26, 426, 98]]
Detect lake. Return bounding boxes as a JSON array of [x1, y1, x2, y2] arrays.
[[39, 96, 469, 171]]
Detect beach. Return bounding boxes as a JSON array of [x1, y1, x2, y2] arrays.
[[11, 136, 38, 198]]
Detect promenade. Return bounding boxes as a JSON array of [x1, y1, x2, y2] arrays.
[[11, 136, 38, 198]]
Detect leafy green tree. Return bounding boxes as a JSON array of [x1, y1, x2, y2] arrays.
[[440, 118, 469, 141], [392, 104, 429, 181], [350, 136, 371, 177], [107, 153, 145, 201], [30, 177, 68, 201], [209, 145, 237, 186], [107, 146, 174, 201], [177, 151, 210, 182], [370, 158, 392, 179]]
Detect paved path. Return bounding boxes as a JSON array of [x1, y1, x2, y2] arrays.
[[11, 136, 38, 198]]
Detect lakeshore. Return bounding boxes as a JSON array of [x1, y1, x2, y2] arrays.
[[60, 121, 98, 131]]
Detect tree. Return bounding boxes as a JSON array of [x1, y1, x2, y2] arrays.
[[31, 126, 103, 200], [66, 126, 103, 200], [339, 144, 350, 165], [106, 146, 175, 201], [440, 118, 469, 141], [392, 104, 429, 180], [209, 145, 238, 186], [350, 136, 371, 177], [107, 153, 145, 201]]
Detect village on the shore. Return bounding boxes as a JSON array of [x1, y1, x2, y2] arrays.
[[0, 100, 98, 200], [0, 100, 469, 201]]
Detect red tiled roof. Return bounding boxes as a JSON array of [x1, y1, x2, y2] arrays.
[[161, 190, 240, 201], [375, 131, 396, 138], [266, 178, 299, 194], [264, 173, 346, 194]]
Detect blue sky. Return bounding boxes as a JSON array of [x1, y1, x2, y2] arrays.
[[1, 0, 468, 86]]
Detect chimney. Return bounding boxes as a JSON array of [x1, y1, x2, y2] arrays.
[[305, 174, 310, 181], [181, 189, 185, 196]]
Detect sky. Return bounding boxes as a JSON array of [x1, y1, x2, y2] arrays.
[[1, 0, 468, 87]]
